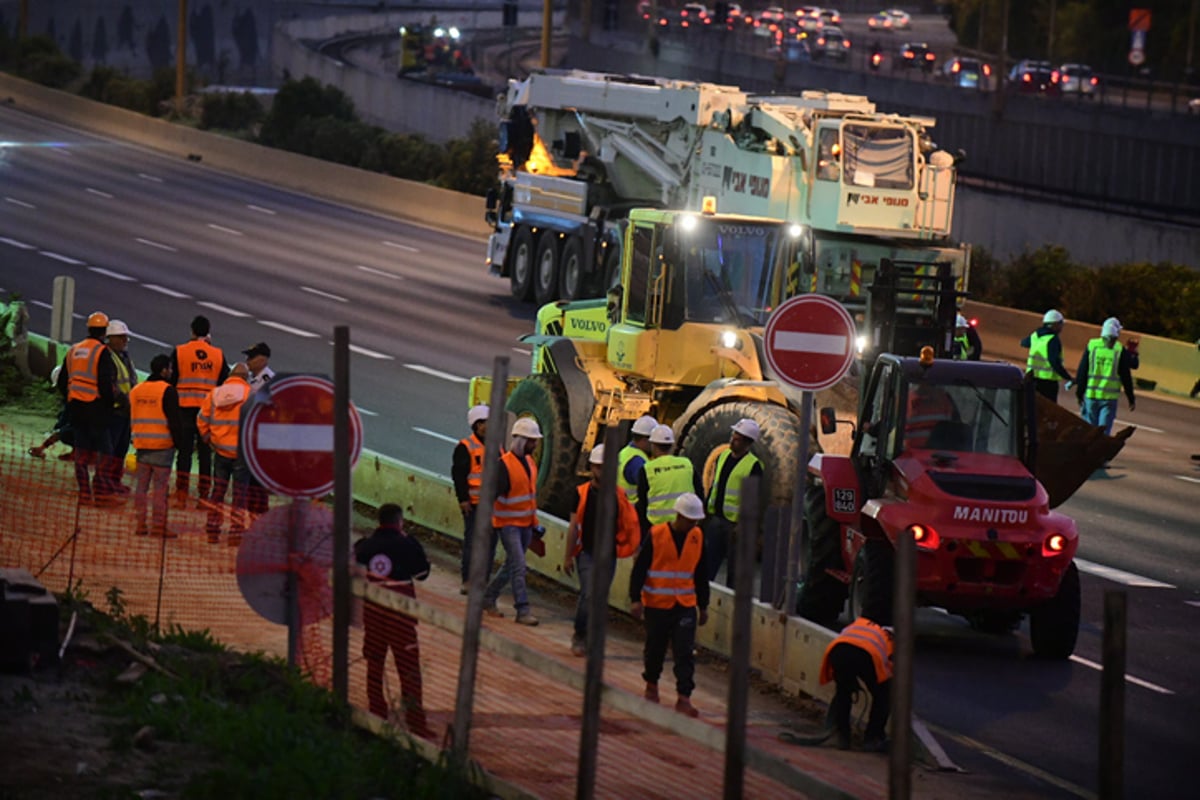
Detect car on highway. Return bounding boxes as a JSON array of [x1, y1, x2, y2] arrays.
[[941, 56, 991, 89], [813, 26, 851, 61], [754, 6, 788, 36], [867, 11, 893, 30], [1008, 60, 1062, 95], [895, 41, 936, 72], [818, 8, 842, 27], [878, 8, 912, 30], [1059, 63, 1099, 97]]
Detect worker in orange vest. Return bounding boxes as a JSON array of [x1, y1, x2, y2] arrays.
[[454, 403, 496, 594], [128, 354, 184, 537], [482, 417, 543, 626], [169, 315, 229, 508], [197, 362, 252, 544], [819, 616, 894, 752], [57, 310, 120, 504]]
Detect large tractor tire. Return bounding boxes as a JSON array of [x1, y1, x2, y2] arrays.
[[849, 538, 894, 627], [533, 234, 560, 305], [1029, 561, 1081, 660], [505, 373, 580, 518], [558, 236, 588, 300], [509, 226, 536, 301], [795, 483, 848, 629]]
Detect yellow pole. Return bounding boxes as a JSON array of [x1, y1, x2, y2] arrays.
[[541, 0, 553, 68], [176, 0, 188, 114]]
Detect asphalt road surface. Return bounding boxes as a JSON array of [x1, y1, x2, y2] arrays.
[[1, 105, 1195, 798]]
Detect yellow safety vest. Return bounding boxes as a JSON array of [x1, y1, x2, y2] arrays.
[[617, 443, 645, 504], [644, 454, 695, 525], [1026, 331, 1057, 381], [1084, 338, 1123, 401], [706, 449, 760, 522]]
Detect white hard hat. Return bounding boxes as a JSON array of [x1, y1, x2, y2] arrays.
[[588, 444, 606, 465], [467, 404, 489, 427], [955, 313, 968, 328], [630, 415, 658, 437], [673, 492, 705, 521], [731, 418, 760, 442], [1101, 317, 1122, 338], [648, 424, 675, 445], [1043, 309, 1064, 324], [106, 319, 130, 336], [511, 417, 543, 439]]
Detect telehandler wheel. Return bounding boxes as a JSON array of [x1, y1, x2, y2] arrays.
[[558, 237, 587, 300], [850, 538, 894, 626], [795, 483, 848, 629], [1029, 561, 1080, 660], [506, 373, 580, 518], [533, 234, 561, 305], [679, 401, 803, 507], [510, 226, 536, 301]]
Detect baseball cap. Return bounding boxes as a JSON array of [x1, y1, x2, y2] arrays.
[[243, 342, 272, 358]]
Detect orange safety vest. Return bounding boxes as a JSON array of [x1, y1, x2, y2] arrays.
[[569, 481, 641, 559], [197, 377, 251, 459], [460, 434, 485, 505], [175, 339, 224, 408], [129, 381, 173, 450], [819, 617, 894, 685], [491, 450, 539, 528], [66, 338, 107, 403], [641, 522, 702, 609]]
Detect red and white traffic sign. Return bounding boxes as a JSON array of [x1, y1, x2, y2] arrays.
[[243, 374, 363, 498], [763, 295, 857, 391]]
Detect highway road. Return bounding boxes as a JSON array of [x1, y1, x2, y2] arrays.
[[1, 106, 1196, 798]]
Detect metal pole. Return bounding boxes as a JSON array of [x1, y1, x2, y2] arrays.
[[723, 476, 760, 799], [576, 425, 622, 800], [451, 357, 510, 762], [332, 326, 351, 702], [175, 0, 188, 114], [889, 529, 915, 800], [541, 0, 553, 68], [50, 276, 75, 345], [1099, 590, 1127, 800], [783, 391, 812, 614], [286, 498, 302, 668], [1046, 0, 1056, 62]]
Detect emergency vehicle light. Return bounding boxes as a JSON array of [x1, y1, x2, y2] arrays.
[[1042, 533, 1067, 557], [908, 524, 940, 551], [701, 196, 717, 214], [919, 345, 935, 366]]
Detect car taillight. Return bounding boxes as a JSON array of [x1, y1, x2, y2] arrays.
[[817, 37, 825, 45], [983, 64, 992, 76], [843, 39, 851, 47], [1042, 533, 1068, 557], [908, 524, 940, 551], [952, 63, 960, 73], [925, 52, 936, 61], [1090, 77, 1098, 86], [969, 317, 979, 328], [904, 51, 914, 59], [1051, 71, 1061, 82], [1022, 73, 1032, 82]]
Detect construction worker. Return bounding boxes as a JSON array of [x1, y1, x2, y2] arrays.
[[242, 342, 274, 392], [105, 319, 137, 492], [355, 502, 432, 738], [57, 310, 120, 504], [197, 362, 253, 543], [629, 492, 710, 718], [482, 416, 543, 626], [635, 424, 704, 537], [819, 615, 894, 752], [904, 381, 959, 450], [1075, 317, 1137, 437], [454, 404, 497, 594], [618, 415, 658, 504], [1021, 309, 1073, 402], [239, 342, 273, 515], [128, 355, 184, 538], [704, 418, 763, 584], [170, 315, 229, 508], [563, 444, 642, 656], [953, 313, 982, 361]]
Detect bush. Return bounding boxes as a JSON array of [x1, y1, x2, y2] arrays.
[[199, 91, 264, 132], [259, 77, 358, 148], [9, 35, 80, 88], [79, 66, 154, 114], [436, 118, 499, 196], [376, 132, 447, 183], [996, 245, 1082, 316]]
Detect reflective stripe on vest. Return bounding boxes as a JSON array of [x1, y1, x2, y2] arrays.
[[617, 443, 643, 503], [706, 449, 760, 522], [197, 379, 251, 459], [1026, 331, 1056, 380], [175, 339, 224, 407], [642, 522, 702, 609], [460, 434, 485, 505], [492, 450, 539, 527], [819, 617, 894, 685], [129, 381, 172, 450], [644, 455, 695, 525], [1084, 338, 1122, 401], [66, 339, 106, 403]]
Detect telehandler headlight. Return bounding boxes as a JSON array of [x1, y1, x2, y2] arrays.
[[907, 524, 940, 551], [1042, 533, 1068, 557]]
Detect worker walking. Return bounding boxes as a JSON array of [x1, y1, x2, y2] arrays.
[[57, 311, 120, 504], [170, 315, 229, 508], [563, 444, 642, 656], [105, 319, 137, 492], [953, 313, 982, 361], [1075, 317, 1137, 437], [635, 424, 705, 537], [1021, 309, 1073, 402], [198, 362, 253, 543], [355, 503, 432, 738], [618, 415, 658, 504], [128, 355, 184, 537], [819, 615, 894, 752], [630, 492, 710, 717], [483, 417, 543, 626], [454, 404, 497, 594], [704, 418, 764, 583]]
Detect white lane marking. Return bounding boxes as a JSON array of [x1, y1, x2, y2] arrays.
[[1186, 600, 1200, 608], [130, 331, 171, 348], [403, 363, 468, 383], [89, 267, 137, 282], [197, 301, 251, 318], [256, 423, 332, 451], [143, 284, 191, 299], [247, 204, 276, 215], [346, 344, 395, 360], [356, 265, 404, 280], [382, 240, 418, 252], [0, 237, 35, 249], [42, 251, 86, 265], [1074, 558, 1174, 588], [1174, 475, 1200, 485], [85, 187, 113, 199], [300, 286, 348, 303], [1069, 655, 1174, 695], [926, 722, 1095, 800], [772, 330, 848, 356], [512, 347, 531, 356], [1116, 420, 1163, 433], [414, 427, 459, 444], [208, 223, 244, 237], [355, 406, 379, 417], [259, 320, 319, 338], [5, 197, 35, 209], [136, 237, 178, 252], [32, 300, 52, 310], [138, 173, 163, 183]]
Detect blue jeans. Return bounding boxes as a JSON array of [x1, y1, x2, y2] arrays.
[[1082, 398, 1118, 436], [572, 551, 616, 641], [485, 525, 532, 615]]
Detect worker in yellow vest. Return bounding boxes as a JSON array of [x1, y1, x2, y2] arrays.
[[1074, 317, 1137, 438], [57, 310, 120, 504], [704, 418, 764, 584], [1020, 309, 1073, 402], [617, 415, 658, 504], [169, 315, 229, 508], [128, 355, 184, 537], [105, 319, 138, 492], [197, 362, 252, 544], [635, 424, 704, 537]]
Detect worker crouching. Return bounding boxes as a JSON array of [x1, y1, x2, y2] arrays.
[[819, 615, 894, 751]]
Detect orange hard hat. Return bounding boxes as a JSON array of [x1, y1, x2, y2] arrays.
[[86, 311, 109, 328]]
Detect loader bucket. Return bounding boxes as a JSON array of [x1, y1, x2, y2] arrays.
[[1034, 395, 1134, 509]]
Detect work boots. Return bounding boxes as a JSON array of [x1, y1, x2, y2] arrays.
[[643, 682, 659, 703], [674, 696, 699, 718]]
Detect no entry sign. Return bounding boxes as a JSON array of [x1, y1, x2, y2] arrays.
[[763, 295, 857, 391], [242, 374, 363, 498]]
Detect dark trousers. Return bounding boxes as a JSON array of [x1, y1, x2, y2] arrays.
[[1032, 378, 1060, 402], [206, 453, 247, 534], [107, 413, 131, 485], [69, 403, 113, 497], [573, 551, 617, 641], [642, 604, 698, 697], [704, 516, 737, 583], [363, 587, 426, 734], [175, 405, 212, 497], [460, 505, 497, 583], [828, 642, 890, 741]]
